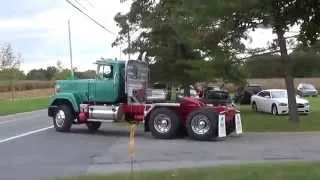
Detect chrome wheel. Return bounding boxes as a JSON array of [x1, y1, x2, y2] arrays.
[[190, 114, 210, 135], [154, 114, 172, 134], [55, 110, 66, 128]]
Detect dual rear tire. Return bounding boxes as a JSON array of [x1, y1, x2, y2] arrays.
[[148, 107, 220, 141], [186, 108, 219, 141]]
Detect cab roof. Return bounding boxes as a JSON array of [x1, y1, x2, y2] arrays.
[[94, 58, 126, 66]]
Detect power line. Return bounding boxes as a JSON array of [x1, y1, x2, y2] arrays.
[[83, 0, 95, 8], [65, 0, 116, 35], [74, 0, 88, 10]]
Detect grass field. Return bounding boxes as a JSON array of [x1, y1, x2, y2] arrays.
[[239, 97, 320, 131], [0, 98, 49, 116], [61, 161, 320, 180], [0, 88, 53, 100]]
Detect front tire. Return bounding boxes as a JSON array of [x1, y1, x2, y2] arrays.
[[186, 107, 218, 141], [53, 105, 74, 132], [86, 122, 102, 133], [272, 104, 278, 115], [149, 108, 181, 139]]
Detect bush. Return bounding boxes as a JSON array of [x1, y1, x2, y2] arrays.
[[0, 80, 54, 92]]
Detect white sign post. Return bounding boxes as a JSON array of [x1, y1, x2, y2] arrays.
[[235, 113, 243, 134], [218, 114, 226, 138]]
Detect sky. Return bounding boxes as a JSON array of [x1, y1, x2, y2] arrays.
[[0, 0, 298, 74]]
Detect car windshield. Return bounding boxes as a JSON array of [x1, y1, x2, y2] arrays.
[[302, 84, 316, 90], [271, 91, 288, 98]]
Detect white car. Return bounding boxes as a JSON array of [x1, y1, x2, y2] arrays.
[[250, 89, 310, 115]]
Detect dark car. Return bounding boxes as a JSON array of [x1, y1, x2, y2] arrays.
[[202, 89, 233, 106], [234, 84, 263, 105]]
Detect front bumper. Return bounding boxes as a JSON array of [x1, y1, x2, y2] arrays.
[[277, 104, 310, 115]]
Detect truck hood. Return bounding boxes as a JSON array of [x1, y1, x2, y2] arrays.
[[56, 79, 92, 94]]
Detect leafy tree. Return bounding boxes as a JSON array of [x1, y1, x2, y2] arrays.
[[185, 0, 320, 123], [26, 69, 48, 80], [46, 66, 58, 80], [74, 70, 96, 79], [113, 0, 247, 99], [0, 43, 22, 100]]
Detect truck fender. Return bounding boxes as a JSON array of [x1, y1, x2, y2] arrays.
[[48, 93, 79, 117]]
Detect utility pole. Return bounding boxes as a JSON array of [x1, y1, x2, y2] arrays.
[[68, 20, 74, 79], [128, 29, 131, 60]]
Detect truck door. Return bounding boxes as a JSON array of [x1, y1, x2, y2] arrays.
[[94, 64, 118, 103]]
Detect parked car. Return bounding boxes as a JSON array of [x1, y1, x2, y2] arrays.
[[250, 89, 310, 115], [297, 83, 318, 97], [234, 84, 263, 104]]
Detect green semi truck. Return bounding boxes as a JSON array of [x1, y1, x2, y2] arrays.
[[48, 58, 243, 140]]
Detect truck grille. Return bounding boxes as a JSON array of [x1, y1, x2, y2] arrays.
[[297, 103, 304, 108]]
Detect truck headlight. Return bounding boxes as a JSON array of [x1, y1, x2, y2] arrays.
[[55, 84, 61, 94], [279, 103, 287, 106]]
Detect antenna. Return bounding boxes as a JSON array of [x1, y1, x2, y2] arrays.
[[68, 20, 74, 79]]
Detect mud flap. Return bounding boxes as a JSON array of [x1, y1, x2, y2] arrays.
[[218, 114, 226, 138], [235, 113, 243, 134]]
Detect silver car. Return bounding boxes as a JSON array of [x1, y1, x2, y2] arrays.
[[297, 83, 318, 97]]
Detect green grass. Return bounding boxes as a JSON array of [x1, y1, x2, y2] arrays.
[[240, 97, 320, 131], [0, 98, 49, 116], [60, 161, 320, 180]]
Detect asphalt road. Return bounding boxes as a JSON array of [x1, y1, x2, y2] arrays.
[[1, 110, 320, 180]]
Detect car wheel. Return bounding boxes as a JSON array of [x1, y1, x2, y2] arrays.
[[252, 102, 258, 112], [86, 122, 102, 133], [149, 107, 181, 139], [272, 104, 278, 115], [186, 107, 218, 141], [53, 105, 74, 132]]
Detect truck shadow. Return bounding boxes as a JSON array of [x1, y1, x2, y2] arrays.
[[67, 127, 232, 142], [67, 127, 196, 141]]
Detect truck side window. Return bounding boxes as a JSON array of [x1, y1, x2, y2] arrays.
[[103, 65, 113, 79], [98, 65, 113, 79]]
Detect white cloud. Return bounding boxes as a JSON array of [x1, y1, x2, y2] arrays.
[[0, 0, 132, 73]]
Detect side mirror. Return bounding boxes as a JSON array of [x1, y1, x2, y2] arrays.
[[265, 95, 271, 99]]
